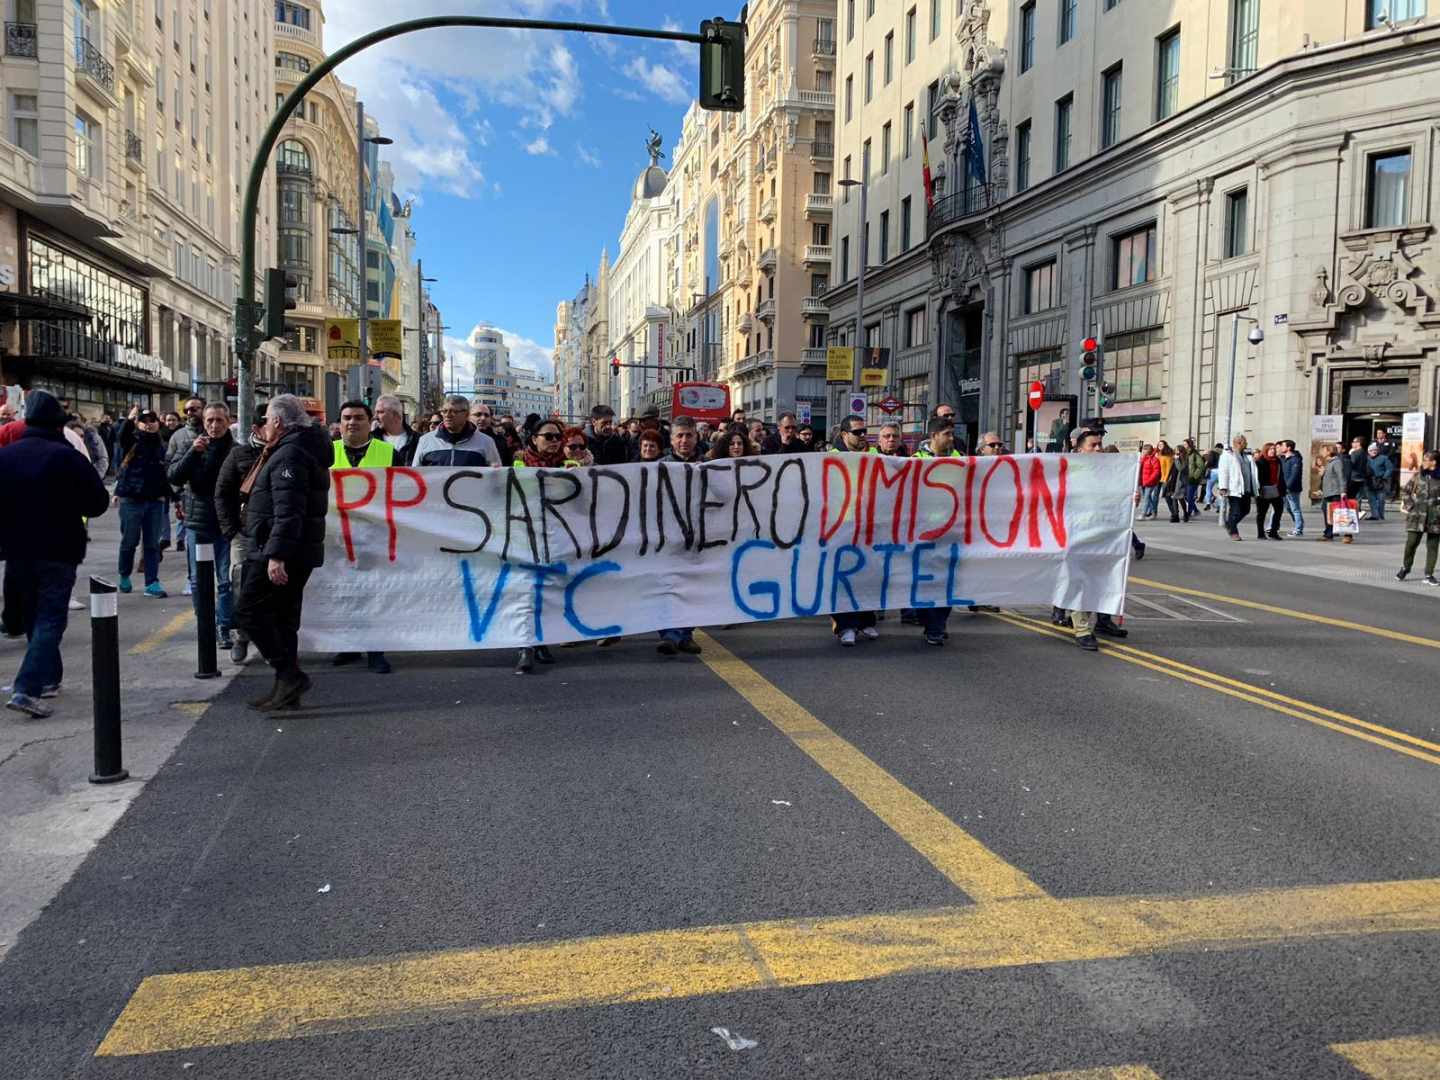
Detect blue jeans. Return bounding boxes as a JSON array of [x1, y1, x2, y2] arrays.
[[119, 498, 166, 584], [8, 559, 76, 697], [917, 607, 952, 637], [1141, 486, 1160, 516], [658, 627, 695, 644], [1283, 492, 1305, 534], [187, 532, 234, 633], [1204, 469, 1219, 505], [1368, 491, 1386, 520]]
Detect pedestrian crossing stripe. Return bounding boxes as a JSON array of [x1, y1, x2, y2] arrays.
[[1331, 1032, 1440, 1079]]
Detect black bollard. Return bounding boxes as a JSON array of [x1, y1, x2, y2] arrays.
[[193, 542, 219, 680], [89, 577, 128, 785]]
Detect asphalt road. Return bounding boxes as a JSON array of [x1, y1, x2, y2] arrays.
[[1, 545, 1438, 1079]]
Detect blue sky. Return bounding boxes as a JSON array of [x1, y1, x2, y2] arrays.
[[326, 0, 723, 385]]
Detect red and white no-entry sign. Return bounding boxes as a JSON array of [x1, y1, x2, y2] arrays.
[[1027, 381, 1046, 410]]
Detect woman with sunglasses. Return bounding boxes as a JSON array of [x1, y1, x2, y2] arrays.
[[561, 427, 593, 467], [511, 422, 568, 674], [706, 424, 756, 460], [426, 413, 443, 432]]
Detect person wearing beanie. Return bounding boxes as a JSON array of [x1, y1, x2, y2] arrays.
[[0, 390, 111, 718]]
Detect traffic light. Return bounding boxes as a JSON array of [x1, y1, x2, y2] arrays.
[[263, 267, 299, 340], [610, 355, 621, 377], [699, 18, 746, 112], [1080, 336, 1099, 382], [1099, 381, 1116, 409]]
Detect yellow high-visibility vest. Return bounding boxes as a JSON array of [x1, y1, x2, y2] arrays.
[[331, 439, 396, 469]]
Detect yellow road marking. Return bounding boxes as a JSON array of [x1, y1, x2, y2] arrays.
[[694, 630, 1049, 903], [1128, 577, 1440, 651], [992, 613, 1440, 768], [128, 611, 194, 656], [1331, 1032, 1440, 1078], [96, 876, 1440, 1056], [997, 1067, 1164, 1080]]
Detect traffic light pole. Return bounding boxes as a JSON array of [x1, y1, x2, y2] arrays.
[[233, 15, 729, 435]]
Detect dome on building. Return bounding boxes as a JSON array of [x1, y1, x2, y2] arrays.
[[634, 163, 668, 200]]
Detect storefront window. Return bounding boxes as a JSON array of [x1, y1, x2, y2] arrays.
[[279, 363, 315, 396], [26, 235, 148, 363], [1103, 327, 1166, 402]]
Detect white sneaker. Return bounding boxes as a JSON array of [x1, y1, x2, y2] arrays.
[[182, 583, 193, 597], [68, 597, 84, 611], [839, 629, 857, 647], [860, 627, 880, 641]]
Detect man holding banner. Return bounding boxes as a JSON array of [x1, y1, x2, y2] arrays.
[[330, 400, 393, 676]]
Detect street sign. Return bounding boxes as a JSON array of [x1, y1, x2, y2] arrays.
[[826, 346, 853, 384], [879, 395, 902, 414], [847, 393, 867, 417], [795, 401, 812, 424], [1027, 381, 1046, 410]]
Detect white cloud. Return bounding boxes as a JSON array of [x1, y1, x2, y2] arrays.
[[661, 16, 696, 62], [624, 57, 690, 105], [493, 181, 504, 195], [524, 135, 554, 156], [576, 144, 602, 167], [445, 324, 556, 389]]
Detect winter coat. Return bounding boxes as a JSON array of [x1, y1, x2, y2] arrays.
[[1186, 451, 1208, 484], [1280, 451, 1305, 494], [587, 429, 631, 466], [1161, 453, 1184, 495], [166, 419, 203, 470], [1346, 448, 1368, 494], [1320, 456, 1347, 499], [413, 423, 500, 468], [761, 434, 809, 455], [1139, 453, 1162, 488], [214, 440, 263, 541], [1255, 456, 1283, 495], [242, 424, 331, 569], [375, 424, 420, 467], [0, 393, 111, 564], [1365, 453, 1394, 492], [166, 431, 236, 543], [1217, 449, 1261, 496], [1402, 473, 1440, 535], [114, 432, 173, 501]]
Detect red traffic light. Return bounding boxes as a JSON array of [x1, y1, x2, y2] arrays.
[[610, 356, 620, 375], [1082, 337, 1098, 353]]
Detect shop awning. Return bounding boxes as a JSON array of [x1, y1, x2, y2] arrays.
[[0, 292, 92, 323]]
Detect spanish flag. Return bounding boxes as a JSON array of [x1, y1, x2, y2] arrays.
[[921, 128, 935, 211]]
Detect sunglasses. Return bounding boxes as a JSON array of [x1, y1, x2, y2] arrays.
[[984, 441, 1003, 448], [536, 431, 560, 440], [849, 428, 868, 436], [566, 443, 586, 453]]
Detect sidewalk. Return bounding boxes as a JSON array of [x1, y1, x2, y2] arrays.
[[1132, 502, 1437, 598], [0, 502, 241, 959]]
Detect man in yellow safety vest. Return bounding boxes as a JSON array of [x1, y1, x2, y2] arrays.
[[331, 400, 393, 673]]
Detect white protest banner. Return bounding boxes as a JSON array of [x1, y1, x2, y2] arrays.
[[299, 453, 1139, 651]]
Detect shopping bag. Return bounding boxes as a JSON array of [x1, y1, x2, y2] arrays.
[[1331, 497, 1360, 536]]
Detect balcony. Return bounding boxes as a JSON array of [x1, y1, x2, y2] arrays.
[[813, 37, 836, 58], [759, 196, 775, 223], [804, 244, 832, 264], [811, 141, 834, 161], [796, 89, 835, 108], [758, 247, 777, 274], [802, 296, 829, 319], [5, 21, 36, 57], [738, 312, 755, 334], [805, 193, 833, 217], [927, 182, 994, 235], [276, 21, 317, 45], [75, 38, 116, 95], [756, 298, 776, 323], [802, 348, 828, 366], [735, 349, 775, 376], [125, 129, 143, 168]]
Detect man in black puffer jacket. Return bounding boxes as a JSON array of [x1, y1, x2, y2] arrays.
[[233, 395, 331, 711], [214, 418, 266, 664], [167, 402, 236, 649]]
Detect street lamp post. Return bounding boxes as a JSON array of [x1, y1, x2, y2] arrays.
[[837, 176, 867, 418], [354, 101, 393, 363], [1226, 313, 1264, 443]]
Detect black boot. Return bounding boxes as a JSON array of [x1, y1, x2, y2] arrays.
[[514, 648, 535, 674], [535, 645, 555, 664], [246, 673, 281, 710], [265, 670, 312, 711]]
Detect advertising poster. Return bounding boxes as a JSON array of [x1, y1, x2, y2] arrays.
[[1309, 414, 1343, 500], [1033, 397, 1078, 452], [1400, 411, 1428, 488], [859, 347, 890, 388], [826, 347, 853, 384], [325, 319, 360, 363], [369, 319, 403, 359]]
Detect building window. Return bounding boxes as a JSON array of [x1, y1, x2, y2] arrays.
[[1366, 150, 1412, 228], [275, 1, 310, 29], [901, 195, 912, 252], [845, 75, 853, 121], [26, 235, 148, 356], [1101, 64, 1123, 148], [929, 0, 940, 40], [905, 7, 917, 62], [884, 32, 894, 83], [1054, 94, 1072, 171], [278, 363, 315, 396], [74, 110, 99, 180], [879, 210, 890, 262], [881, 121, 891, 174], [1112, 223, 1157, 289], [903, 102, 914, 157], [1104, 327, 1167, 402], [1156, 29, 1181, 120], [862, 138, 871, 182], [1023, 261, 1057, 314], [843, 154, 852, 200], [864, 52, 873, 102], [1230, 0, 1258, 76], [1020, 3, 1035, 72], [905, 307, 926, 348], [10, 94, 39, 157], [846, 0, 854, 40], [1059, 0, 1077, 43], [1224, 187, 1249, 257], [275, 51, 311, 73], [928, 79, 940, 138], [841, 236, 850, 282], [1104, 0, 1121, 9], [1014, 121, 1031, 192], [1370, 0, 1426, 27]]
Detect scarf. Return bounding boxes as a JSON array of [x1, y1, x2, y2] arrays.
[[521, 444, 566, 468]]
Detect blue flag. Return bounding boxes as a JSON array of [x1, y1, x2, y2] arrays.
[[966, 98, 986, 187]]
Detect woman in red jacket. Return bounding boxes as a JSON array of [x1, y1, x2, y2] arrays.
[[1254, 441, 1285, 539], [1138, 445, 1162, 518]]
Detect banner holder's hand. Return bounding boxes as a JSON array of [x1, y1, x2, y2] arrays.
[[268, 558, 289, 586]]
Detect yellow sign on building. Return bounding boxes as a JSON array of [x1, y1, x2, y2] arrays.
[[826, 346, 853, 384], [325, 319, 359, 362], [369, 319, 403, 359]]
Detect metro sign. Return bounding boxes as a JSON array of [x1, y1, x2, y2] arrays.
[[879, 395, 902, 414]]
